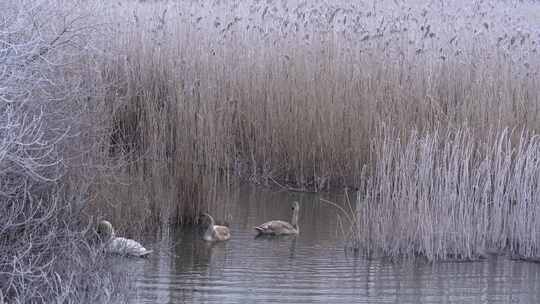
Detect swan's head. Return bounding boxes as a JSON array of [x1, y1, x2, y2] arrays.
[[291, 201, 299, 211], [202, 212, 212, 221], [201, 213, 215, 226], [97, 220, 115, 240], [201, 213, 229, 228]]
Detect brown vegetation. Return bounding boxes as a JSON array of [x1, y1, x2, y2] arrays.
[[91, 0, 539, 235]]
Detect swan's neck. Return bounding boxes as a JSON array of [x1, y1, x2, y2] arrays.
[[103, 224, 115, 241], [291, 209, 299, 229], [204, 215, 215, 239]]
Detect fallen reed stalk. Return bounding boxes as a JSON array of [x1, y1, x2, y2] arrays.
[[320, 188, 363, 250]]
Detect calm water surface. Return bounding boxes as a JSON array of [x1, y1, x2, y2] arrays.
[[121, 187, 540, 303]]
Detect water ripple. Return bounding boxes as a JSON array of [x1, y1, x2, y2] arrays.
[[130, 189, 540, 303]]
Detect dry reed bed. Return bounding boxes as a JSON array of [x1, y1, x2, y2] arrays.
[[351, 128, 540, 261], [92, 0, 540, 232]]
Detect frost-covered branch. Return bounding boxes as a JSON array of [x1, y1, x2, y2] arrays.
[[0, 1, 119, 302]]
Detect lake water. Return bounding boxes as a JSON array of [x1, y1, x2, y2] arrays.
[[119, 186, 540, 303]]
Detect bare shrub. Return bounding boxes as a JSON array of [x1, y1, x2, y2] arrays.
[[0, 1, 124, 302]]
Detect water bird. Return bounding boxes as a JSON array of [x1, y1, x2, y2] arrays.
[[202, 213, 231, 242], [97, 220, 152, 257], [254, 201, 300, 235]]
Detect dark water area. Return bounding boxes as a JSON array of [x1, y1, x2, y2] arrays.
[[116, 186, 540, 303]]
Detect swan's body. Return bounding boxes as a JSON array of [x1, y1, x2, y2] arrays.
[[203, 213, 231, 242], [97, 220, 152, 257], [254, 201, 300, 235]]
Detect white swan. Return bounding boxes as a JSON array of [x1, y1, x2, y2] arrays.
[[202, 213, 231, 242], [97, 220, 152, 257], [254, 201, 300, 235]]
